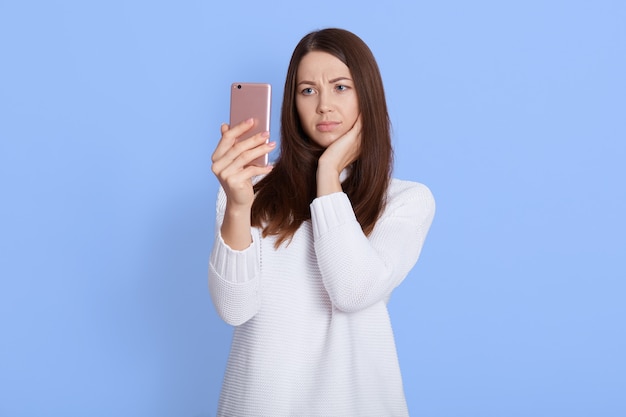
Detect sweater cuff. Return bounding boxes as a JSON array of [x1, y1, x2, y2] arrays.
[[210, 231, 259, 284], [310, 192, 357, 240]]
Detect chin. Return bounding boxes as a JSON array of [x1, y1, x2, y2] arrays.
[[311, 132, 345, 148], [311, 136, 337, 148]]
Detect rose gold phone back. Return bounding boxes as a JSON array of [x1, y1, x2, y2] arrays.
[[230, 83, 271, 167]]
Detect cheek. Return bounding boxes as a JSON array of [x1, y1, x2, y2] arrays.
[[347, 98, 360, 123], [295, 99, 310, 122], [345, 93, 359, 113], [295, 103, 314, 136]]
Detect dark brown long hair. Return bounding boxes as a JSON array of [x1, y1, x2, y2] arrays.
[[252, 28, 393, 247]]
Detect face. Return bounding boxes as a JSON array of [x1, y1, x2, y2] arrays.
[[295, 51, 360, 148]]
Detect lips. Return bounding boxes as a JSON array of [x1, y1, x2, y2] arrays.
[[316, 121, 341, 132]]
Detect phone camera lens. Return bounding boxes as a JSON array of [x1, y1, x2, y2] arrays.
[[237, 84, 242, 89]]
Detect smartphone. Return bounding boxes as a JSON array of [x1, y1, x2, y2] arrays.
[[229, 82, 272, 167]]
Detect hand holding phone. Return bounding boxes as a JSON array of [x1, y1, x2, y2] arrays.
[[229, 82, 272, 167]]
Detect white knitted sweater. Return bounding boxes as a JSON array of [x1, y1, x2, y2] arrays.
[[209, 179, 435, 417]]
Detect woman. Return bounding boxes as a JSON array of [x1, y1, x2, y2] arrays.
[[209, 28, 435, 416]]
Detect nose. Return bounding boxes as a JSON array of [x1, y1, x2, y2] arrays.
[[316, 90, 333, 114]]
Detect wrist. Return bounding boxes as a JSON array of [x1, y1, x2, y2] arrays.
[[222, 202, 253, 250], [317, 154, 342, 174], [316, 167, 342, 197], [225, 201, 252, 218]]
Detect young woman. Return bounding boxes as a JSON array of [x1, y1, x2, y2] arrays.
[[209, 28, 435, 417]]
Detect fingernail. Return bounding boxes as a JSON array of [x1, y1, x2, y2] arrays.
[[262, 131, 270, 138], [268, 141, 276, 147]]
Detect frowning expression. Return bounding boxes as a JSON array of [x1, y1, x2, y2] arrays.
[[295, 51, 360, 148]]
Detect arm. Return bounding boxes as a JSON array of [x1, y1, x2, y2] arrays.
[[212, 119, 274, 249], [208, 120, 274, 325], [311, 182, 435, 313], [209, 187, 262, 326]]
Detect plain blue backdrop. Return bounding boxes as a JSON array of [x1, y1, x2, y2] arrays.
[[1, 0, 625, 416]]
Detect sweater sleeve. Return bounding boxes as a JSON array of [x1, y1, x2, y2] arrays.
[[208, 187, 261, 326], [310, 181, 435, 313]]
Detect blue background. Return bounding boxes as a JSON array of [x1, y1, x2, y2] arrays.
[[1, 0, 625, 416]]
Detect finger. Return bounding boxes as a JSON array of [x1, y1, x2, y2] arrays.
[[224, 118, 255, 141], [226, 160, 274, 184], [230, 130, 270, 155], [352, 114, 363, 133], [212, 119, 255, 162], [216, 153, 274, 191], [224, 138, 275, 171], [212, 123, 231, 162], [349, 116, 363, 148], [217, 129, 270, 166], [213, 138, 275, 176]]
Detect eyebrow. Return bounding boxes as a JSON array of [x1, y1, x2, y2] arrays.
[[297, 77, 353, 86]]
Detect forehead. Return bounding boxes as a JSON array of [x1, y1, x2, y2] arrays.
[[296, 51, 351, 79]]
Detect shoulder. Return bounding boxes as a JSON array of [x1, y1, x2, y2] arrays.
[[384, 178, 436, 221], [388, 178, 435, 208]]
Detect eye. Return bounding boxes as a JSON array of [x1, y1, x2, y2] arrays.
[[336, 84, 349, 92], [301, 87, 315, 95]]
